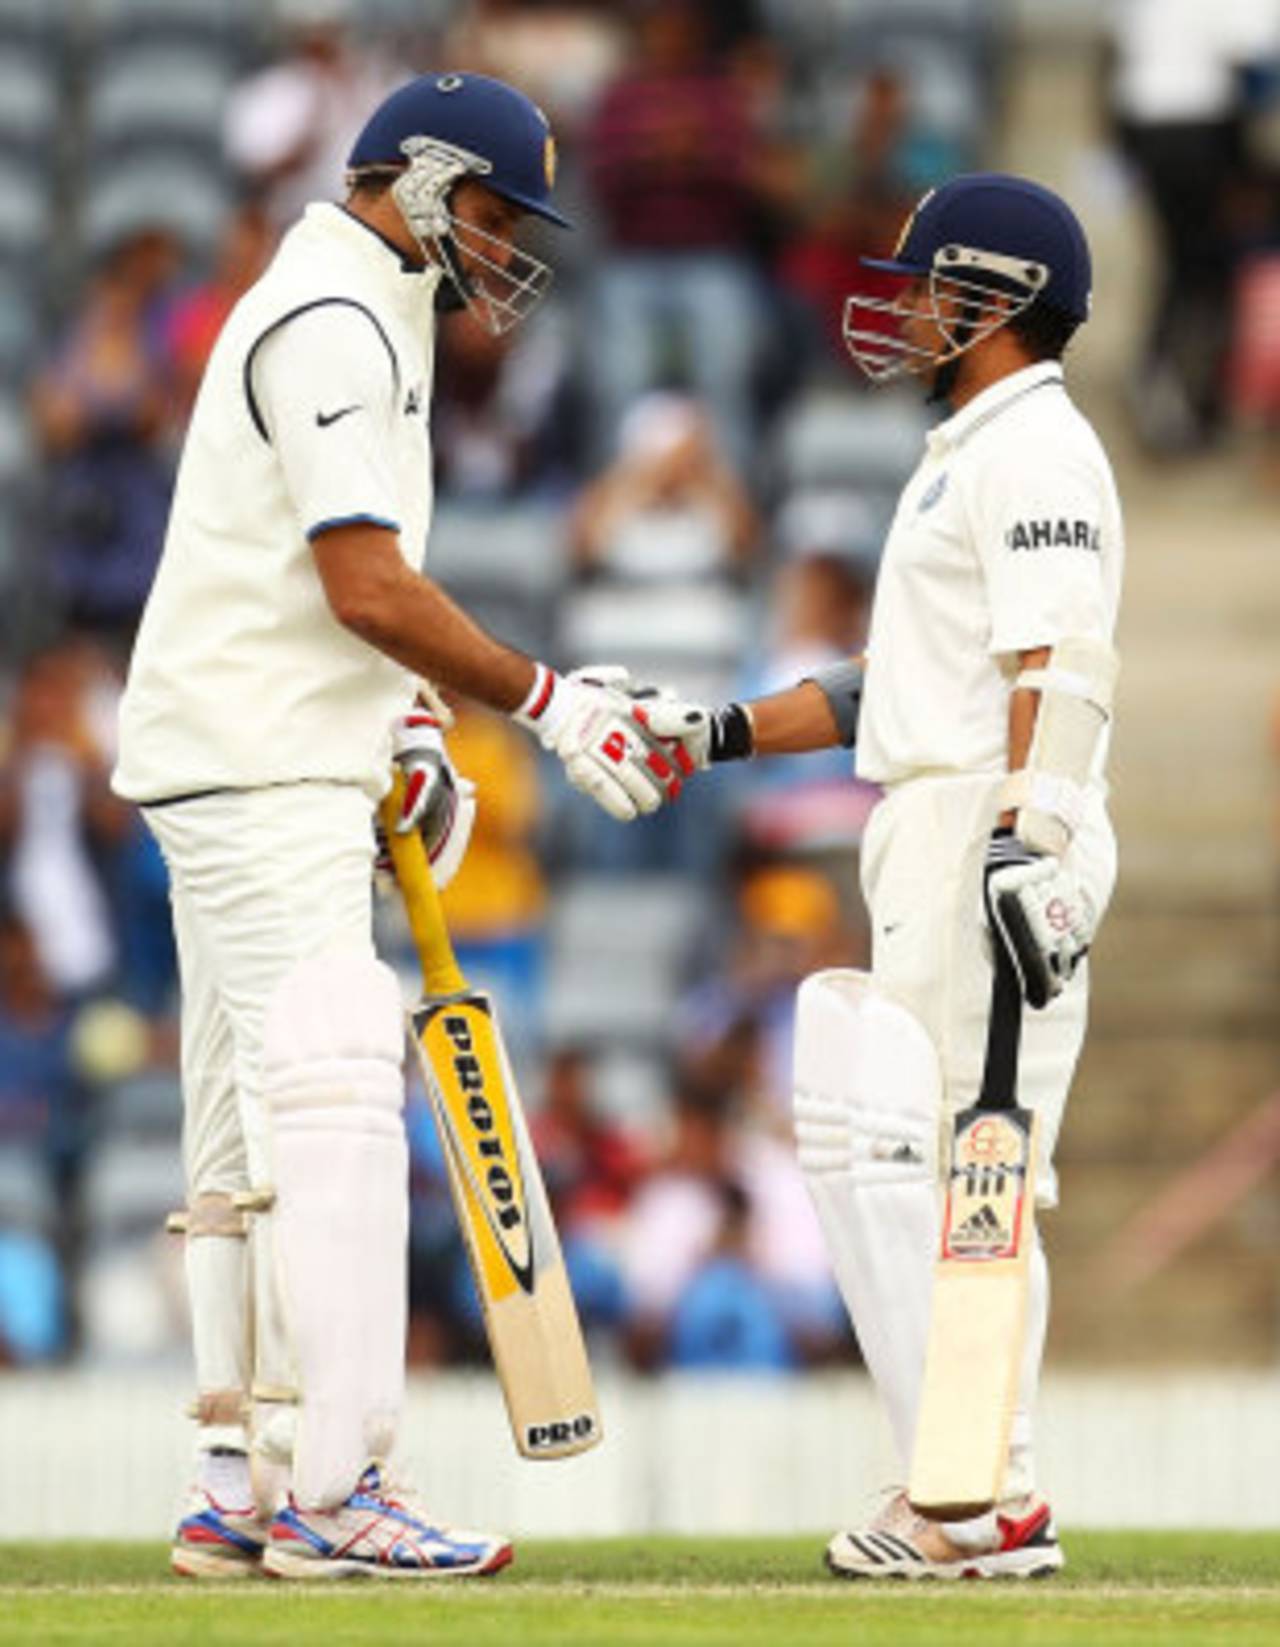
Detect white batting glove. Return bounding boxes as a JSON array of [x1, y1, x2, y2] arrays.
[[639, 696, 755, 769], [984, 828, 1095, 1010], [386, 709, 476, 888], [512, 664, 692, 821]]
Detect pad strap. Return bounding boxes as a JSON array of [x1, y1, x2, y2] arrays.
[[189, 1388, 250, 1427]]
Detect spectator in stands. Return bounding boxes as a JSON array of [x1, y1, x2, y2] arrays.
[[532, 1045, 645, 1330], [735, 492, 880, 861], [534, 1044, 649, 1228], [165, 199, 276, 420], [621, 1076, 844, 1369], [582, 0, 773, 469], [0, 913, 87, 1361], [223, 1, 393, 226], [680, 863, 858, 1127], [433, 302, 577, 502], [30, 229, 180, 639], [436, 700, 549, 1071], [1111, 0, 1280, 452], [444, 0, 628, 135], [569, 391, 757, 579], [667, 1179, 795, 1370], [778, 68, 924, 365], [0, 643, 128, 1002], [561, 391, 755, 876]]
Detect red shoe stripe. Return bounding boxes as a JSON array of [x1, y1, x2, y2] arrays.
[[998, 1502, 1051, 1551]]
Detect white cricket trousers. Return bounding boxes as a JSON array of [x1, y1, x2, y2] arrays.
[[145, 782, 380, 1451], [859, 771, 1116, 1501], [861, 772, 1117, 1204]]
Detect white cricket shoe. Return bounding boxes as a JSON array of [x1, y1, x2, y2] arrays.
[[826, 1490, 1064, 1581], [171, 1484, 270, 1579], [262, 1465, 513, 1580]]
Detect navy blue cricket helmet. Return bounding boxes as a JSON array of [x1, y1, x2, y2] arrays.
[[347, 71, 571, 229], [864, 172, 1091, 323]]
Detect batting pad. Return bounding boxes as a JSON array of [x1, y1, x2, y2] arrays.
[[263, 950, 408, 1509], [793, 969, 942, 1471]]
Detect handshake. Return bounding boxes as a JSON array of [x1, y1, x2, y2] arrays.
[[386, 668, 726, 892], [514, 664, 728, 822]]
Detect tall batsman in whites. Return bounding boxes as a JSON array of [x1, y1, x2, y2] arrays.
[[113, 74, 679, 1581], [636, 175, 1123, 1579]]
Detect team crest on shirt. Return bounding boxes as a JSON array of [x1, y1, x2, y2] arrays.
[[918, 472, 949, 513]]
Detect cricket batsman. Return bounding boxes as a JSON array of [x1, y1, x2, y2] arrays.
[[113, 73, 679, 1579], [635, 175, 1123, 1578]]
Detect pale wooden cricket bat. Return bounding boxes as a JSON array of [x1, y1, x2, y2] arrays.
[[908, 943, 1036, 1520], [380, 774, 601, 1460]]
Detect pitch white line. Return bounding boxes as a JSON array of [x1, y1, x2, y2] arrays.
[[0, 1583, 1277, 1602]]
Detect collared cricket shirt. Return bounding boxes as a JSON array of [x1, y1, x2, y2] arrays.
[[115, 204, 439, 804], [856, 361, 1124, 787]]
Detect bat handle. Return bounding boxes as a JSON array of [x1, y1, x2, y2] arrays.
[[976, 940, 1023, 1113], [379, 775, 467, 998]]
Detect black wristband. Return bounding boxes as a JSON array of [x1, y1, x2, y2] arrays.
[[708, 702, 754, 763]]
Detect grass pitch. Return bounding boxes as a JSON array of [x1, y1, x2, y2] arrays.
[[0, 1534, 1277, 1647]]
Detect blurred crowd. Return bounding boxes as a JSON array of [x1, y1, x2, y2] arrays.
[[1, 0, 1278, 1375]]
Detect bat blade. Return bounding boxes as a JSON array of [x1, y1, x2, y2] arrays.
[[908, 1099, 1038, 1520], [410, 987, 601, 1460]]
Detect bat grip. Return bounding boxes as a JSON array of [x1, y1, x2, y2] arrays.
[[379, 775, 466, 998], [976, 939, 1023, 1113]]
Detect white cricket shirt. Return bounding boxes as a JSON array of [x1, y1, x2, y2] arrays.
[[114, 204, 440, 804], [856, 362, 1123, 786]]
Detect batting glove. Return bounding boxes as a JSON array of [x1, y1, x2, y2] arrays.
[[512, 664, 693, 821], [384, 709, 476, 888], [984, 827, 1095, 1010], [636, 695, 755, 769]]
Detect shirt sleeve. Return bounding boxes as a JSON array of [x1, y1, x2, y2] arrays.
[[250, 301, 403, 542], [966, 439, 1111, 656]]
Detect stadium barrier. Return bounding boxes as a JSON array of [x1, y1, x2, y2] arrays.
[[0, 1369, 1277, 1537]]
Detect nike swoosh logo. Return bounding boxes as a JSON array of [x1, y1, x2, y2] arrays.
[[315, 404, 361, 428]]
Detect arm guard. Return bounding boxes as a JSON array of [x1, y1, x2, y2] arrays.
[[803, 658, 863, 750], [999, 636, 1119, 856]]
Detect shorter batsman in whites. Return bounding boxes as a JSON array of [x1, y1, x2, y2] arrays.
[[628, 175, 1123, 1579], [112, 73, 680, 1580]]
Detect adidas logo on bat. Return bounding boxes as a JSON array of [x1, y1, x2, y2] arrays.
[[945, 1200, 1018, 1260], [956, 1204, 1003, 1240]]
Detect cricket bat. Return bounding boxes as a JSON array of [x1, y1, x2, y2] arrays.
[[380, 773, 601, 1460], [908, 941, 1036, 1520]]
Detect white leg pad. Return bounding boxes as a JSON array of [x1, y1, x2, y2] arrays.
[[793, 969, 941, 1472], [188, 1236, 251, 1450], [262, 950, 408, 1509], [1005, 1232, 1048, 1502], [170, 1194, 253, 1452]]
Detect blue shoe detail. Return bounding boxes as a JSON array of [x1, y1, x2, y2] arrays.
[[177, 1508, 265, 1558], [272, 1505, 336, 1555]]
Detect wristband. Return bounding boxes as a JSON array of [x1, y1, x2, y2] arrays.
[[708, 702, 755, 763], [511, 662, 560, 734]]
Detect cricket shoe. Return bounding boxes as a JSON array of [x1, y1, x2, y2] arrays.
[[171, 1484, 271, 1579], [826, 1490, 1063, 1581], [262, 1465, 513, 1580]]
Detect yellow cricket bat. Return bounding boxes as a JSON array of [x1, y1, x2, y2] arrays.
[[909, 945, 1036, 1520], [380, 774, 601, 1460]]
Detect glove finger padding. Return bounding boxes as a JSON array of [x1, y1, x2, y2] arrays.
[[637, 698, 713, 770], [987, 856, 1095, 1010], [389, 710, 474, 888], [425, 775, 476, 887]]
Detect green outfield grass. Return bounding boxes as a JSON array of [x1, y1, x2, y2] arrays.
[[0, 1534, 1277, 1647]]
